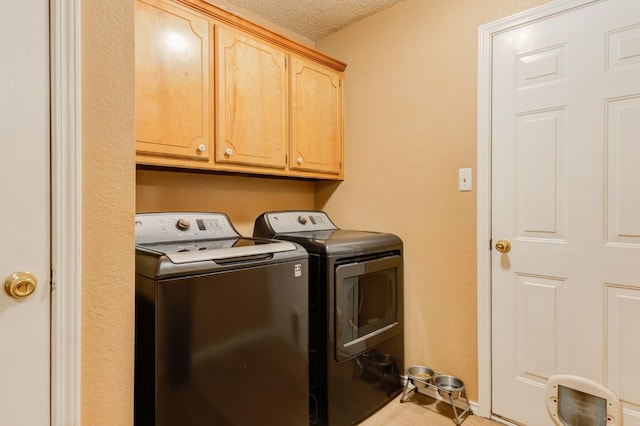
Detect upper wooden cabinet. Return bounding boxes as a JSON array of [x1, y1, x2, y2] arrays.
[[135, 0, 346, 180], [215, 26, 287, 170], [135, 0, 211, 161], [290, 57, 343, 176]]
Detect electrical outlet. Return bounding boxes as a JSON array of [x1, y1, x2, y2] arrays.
[[458, 168, 472, 191]]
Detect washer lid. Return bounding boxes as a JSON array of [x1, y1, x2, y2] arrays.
[[138, 237, 298, 264]]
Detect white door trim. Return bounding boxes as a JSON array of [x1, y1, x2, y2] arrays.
[[50, 0, 82, 424], [476, 0, 601, 418]]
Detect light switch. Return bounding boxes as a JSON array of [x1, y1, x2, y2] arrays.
[[458, 168, 472, 191]]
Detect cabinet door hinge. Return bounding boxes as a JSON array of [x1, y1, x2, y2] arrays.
[[285, 154, 288, 165], [489, 239, 493, 250]]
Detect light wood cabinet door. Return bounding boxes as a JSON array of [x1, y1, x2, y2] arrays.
[[135, 0, 211, 161], [215, 26, 287, 169], [290, 56, 343, 177]]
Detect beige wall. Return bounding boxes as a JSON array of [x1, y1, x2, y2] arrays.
[[136, 170, 315, 235], [82, 0, 136, 424], [315, 0, 550, 401], [81, 0, 559, 423]]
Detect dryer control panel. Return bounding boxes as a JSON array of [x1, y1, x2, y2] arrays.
[[260, 211, 338, 234]]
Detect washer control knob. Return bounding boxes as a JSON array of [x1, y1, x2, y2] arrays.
[[176, 218, 190, 231], [298, 215, 308, 225]]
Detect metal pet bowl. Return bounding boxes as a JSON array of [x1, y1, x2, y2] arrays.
[[407, 365, 435, 388], [372, 353, 394, 372], [434, 375, 465, 399]]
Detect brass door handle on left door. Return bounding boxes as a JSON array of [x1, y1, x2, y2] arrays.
[[4, 272, 38, 299], [495, 239, 511, 253]]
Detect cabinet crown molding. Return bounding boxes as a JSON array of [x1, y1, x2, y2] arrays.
[[174, 0, 347, 71]]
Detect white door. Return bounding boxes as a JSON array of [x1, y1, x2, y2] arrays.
[[0, 1, 51, 424], [491, 0, 640, 424]]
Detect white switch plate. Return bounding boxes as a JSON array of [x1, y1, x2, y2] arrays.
[[458, 168, 472, 191]]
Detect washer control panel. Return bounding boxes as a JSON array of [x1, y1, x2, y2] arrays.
[[135, 212, 240, 244], [264, 211, 338, 233]]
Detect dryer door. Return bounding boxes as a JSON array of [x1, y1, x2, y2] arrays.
[[333, 254, 402, 361]]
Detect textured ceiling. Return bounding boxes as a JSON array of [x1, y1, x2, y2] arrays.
[[223, 0, 405, 41]]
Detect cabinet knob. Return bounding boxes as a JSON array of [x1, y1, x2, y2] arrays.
[[197, 144, 206, 153], [296, 157, 303, 165], [225, 148, 233, 156]]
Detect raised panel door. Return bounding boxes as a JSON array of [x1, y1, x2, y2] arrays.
[[215, 25, 287, 169], [135, 0, 211, 161], [0, 0, 50, 423], [290, 57, 343, 177], [491, 1, 640, 424]]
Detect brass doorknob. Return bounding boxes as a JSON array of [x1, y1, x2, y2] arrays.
[[495, 239, 511, 253], [4, 272, 38, 299]]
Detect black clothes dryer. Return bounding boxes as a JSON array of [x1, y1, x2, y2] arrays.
[[254, 210, 404, 426]]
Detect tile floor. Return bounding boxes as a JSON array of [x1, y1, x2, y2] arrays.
[[359, 392, 502, 426]]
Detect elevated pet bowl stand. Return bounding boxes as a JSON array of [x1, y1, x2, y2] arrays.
[[400, 368, 471, 426]]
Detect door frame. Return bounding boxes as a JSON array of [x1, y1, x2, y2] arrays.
[[50, 0, 82, 424], [476, 0, 600, 418]]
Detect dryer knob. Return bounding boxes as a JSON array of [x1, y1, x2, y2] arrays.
[[298, 215, 308, 225], [176, 218, 190, 231]]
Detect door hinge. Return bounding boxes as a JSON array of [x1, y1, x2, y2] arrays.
[[50, 268, 56, 292]]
